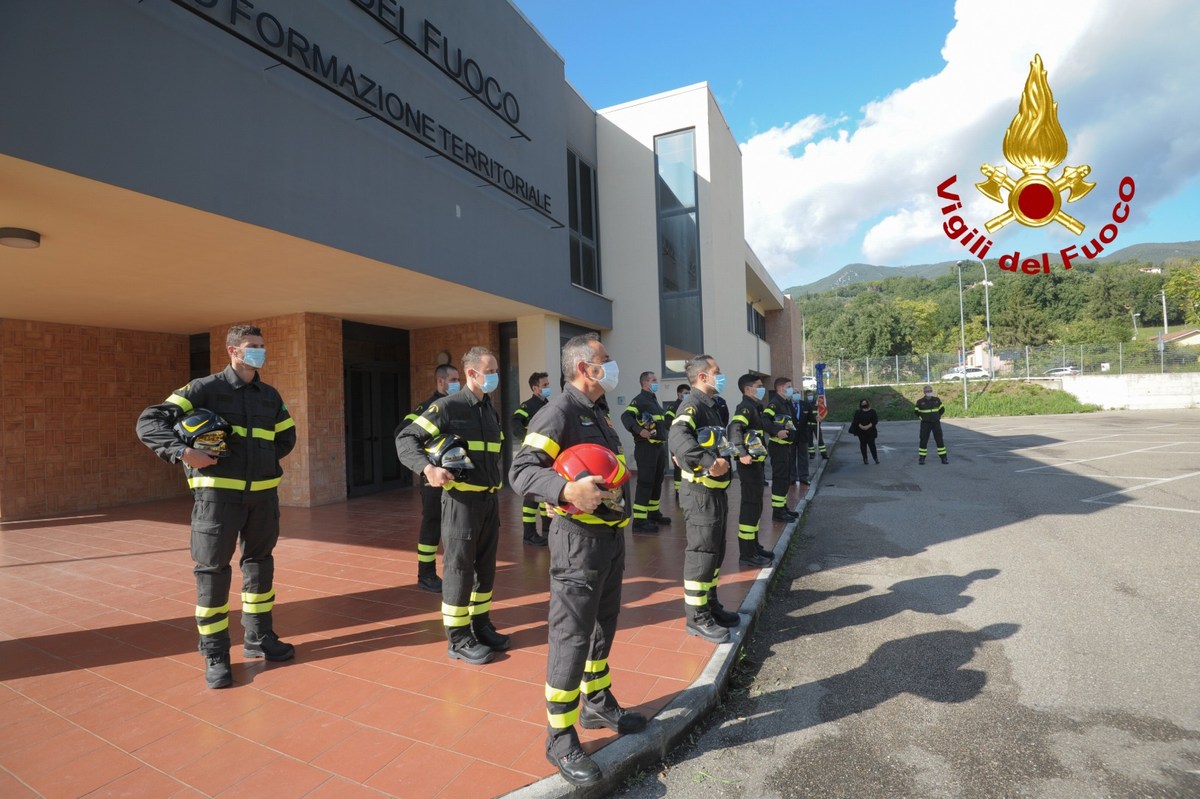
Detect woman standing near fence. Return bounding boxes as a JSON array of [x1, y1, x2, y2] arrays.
[[851, 399, 880, 464]]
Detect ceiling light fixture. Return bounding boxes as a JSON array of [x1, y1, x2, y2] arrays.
[[0, 228, 41, 249]]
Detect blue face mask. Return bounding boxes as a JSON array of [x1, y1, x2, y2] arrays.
[[242, 347, 266, 369], [754, 386, 766, 401], [784, 386, 794, 398], [446, 381, 461, 395], [713, 374, 726, 393], [481, 373, 499, 393], [540, 387, 551, 399], [649, 382, 660, 393]]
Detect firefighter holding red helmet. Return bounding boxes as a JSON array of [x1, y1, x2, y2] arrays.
[[509, 333, 647, 787]]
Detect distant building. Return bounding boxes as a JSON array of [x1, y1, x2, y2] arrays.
[[1153, 329, 1200, 347]]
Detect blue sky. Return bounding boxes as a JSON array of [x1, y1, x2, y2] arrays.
[[514, 0, 1200, 288]]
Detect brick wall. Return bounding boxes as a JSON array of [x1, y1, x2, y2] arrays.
[[766, 300, 802, 381], [210, 313, 345, 508], [0, 319, 191, 520], [409, 322, 500, 406]]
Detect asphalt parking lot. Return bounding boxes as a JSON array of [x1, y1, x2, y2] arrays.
[[615, 409, 1200, 799]]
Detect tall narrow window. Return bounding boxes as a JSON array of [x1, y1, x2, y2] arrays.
[[655, 130, 702, 375], [567, 150, 601, 292]]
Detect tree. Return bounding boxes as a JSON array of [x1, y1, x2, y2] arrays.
[[1164, 261, 1200, 326], [993, 294, 1051, 347]]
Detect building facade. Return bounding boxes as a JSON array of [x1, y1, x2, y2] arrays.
[[0, 0, 799, 520]]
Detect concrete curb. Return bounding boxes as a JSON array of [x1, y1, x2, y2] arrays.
[[504, 429, 842, 798]]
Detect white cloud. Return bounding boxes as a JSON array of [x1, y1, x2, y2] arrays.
[[744, 0, 1200, 286]]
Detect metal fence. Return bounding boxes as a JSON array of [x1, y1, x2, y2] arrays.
[[819, 342, 1200, 387]]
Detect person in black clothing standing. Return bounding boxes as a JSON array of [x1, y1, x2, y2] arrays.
[[621, 371, 670, 533], [512, 371, 551, 546], [401, 363, 460, 592], [763, 378, 801, 522], [727, 374, 773, 568], [915, 384, 949, 464], [800, 389, 828, 460], [136, 324, 297, 689], [851, 398, 880, 464], [396, 346, 508, 665], [509, 333, 646, 787], [668, 354, 739, 644], [664, 384, 689, 497]]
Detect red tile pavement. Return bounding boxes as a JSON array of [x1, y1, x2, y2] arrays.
[[0, 478, 804, 798]]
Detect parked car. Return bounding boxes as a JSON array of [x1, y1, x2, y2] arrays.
[[1044, 366, 1081, 377], [940, 366, 991, 380]]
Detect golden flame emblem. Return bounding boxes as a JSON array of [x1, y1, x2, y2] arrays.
[[975, 55, 1094, 234]]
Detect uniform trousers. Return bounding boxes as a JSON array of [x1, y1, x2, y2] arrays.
[[767, 442, 794, 509], [919, 421, 946, 456], [544, 517, 625, 751], [679, 483, 728, 619], [632, 439, 666, 520], [417, 483, 442, 570], [735, 460, 765, 549], [439, 491, 500, 631], [191, 493, 280, 654]]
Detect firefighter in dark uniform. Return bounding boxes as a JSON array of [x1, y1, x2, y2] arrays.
[[621, 371, 670, 533], [668, 354, 741, 645], [763, 378, 801, 522], [136, 324, 297, 689], [509, 333, 646, 787], [728, 374, 774, 568], [915, 384, 949, 464], [801, 389, 829, 459], [401, 363, 460, 593], [512, 371, 551, 546], [396, 347, 508, 666], [664, 384, 689, 496]]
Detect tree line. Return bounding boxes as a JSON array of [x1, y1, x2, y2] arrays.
[[795, 258, 1200, 359]]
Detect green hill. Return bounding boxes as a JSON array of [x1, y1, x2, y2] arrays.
[[786, 241, 1200, 295]]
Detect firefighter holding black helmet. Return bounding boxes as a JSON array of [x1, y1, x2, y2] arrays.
[[136, 323, 297, 690], [512, 371, 552, 546], [620, 370, 670, 533], [396, 346, 508, 666], [728, 374, 774, 569], [509, 333, 646, 788]]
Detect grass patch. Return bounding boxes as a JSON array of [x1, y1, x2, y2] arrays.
[[822, 380, 1101, 422]]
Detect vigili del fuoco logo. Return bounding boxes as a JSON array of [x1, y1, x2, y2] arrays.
[[935, 54, 1135, 275]]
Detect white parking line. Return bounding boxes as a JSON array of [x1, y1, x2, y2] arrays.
[[1015, 443, 1183, 473], [1081, 500, 1200, 515], [1079, 469, 1200, 508]]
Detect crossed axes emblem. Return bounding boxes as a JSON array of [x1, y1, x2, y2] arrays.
[[975, 164, 1095, 235]]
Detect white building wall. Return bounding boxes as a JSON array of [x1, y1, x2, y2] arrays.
[[596, 83, 775, 454]]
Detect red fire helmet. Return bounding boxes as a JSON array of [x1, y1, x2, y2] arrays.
[[553, 442, 629, 515]]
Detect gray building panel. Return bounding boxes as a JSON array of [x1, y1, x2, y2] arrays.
[[0, 0, 611, 328]]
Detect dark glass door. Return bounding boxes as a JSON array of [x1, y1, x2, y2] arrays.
[[343, 321, 410, 497]]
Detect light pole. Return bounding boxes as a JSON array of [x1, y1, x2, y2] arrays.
[[956, 260, 968, 411], [1131, 311, 1139, 340], [979, 259, 992, 374]]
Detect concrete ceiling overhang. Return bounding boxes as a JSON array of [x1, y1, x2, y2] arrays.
[[0, 154, 555, 335]]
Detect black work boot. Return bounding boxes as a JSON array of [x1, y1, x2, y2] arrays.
[[771, 508, 794, 522], [546, 729, 601, 786], [523, 522, 547, 547], [580, 700, 647, 734], [756, 543, 776, 561], [650, 513, 672, 526], [707, 592, 741, 628], [417, 562, 443, 593], [471, 614, 511, 651], [919, 456, 926, 465], [244, 630, 295, 662], [685, 612, 730, 643], [447, 628, 494, 665], [941, 455, 949, 464], [203, 651, 232, 689], [632, 519, 659, 533], [738, 540, 771, 569]]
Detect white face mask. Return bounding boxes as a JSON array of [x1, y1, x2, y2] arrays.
[[595, 360, 619, 392]]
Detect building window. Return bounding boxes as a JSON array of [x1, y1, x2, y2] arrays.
[[568, 150, 601, 292], [655, 129, 702, 375], [747, 303, 766, 340]]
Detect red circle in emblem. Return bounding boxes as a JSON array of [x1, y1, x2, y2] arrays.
[[1017, 183, 1055, 221]]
